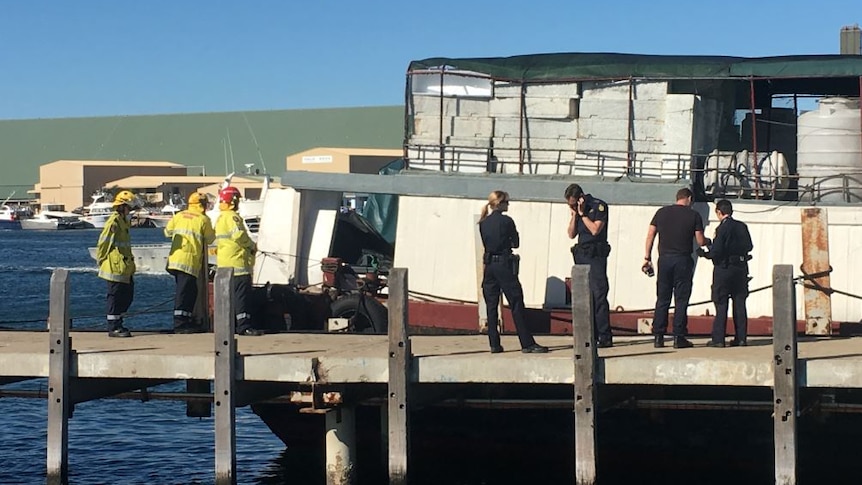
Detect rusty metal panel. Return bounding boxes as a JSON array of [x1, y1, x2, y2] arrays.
[[800, 208, 832, 335]]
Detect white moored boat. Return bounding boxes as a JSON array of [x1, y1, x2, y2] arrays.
[[20, 204, 86, 230], [80, 192, 114, 229]]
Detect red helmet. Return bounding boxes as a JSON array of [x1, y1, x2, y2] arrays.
[[218, 186, 241, 204]]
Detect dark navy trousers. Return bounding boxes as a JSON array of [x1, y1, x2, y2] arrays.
[[710, 264, 749, 342], [482, 261, 536, 350], [651, 254, 693, 337], [573, 253, 612, 342]]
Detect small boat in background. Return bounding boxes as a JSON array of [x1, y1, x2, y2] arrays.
[[80, 192, 114, 229], [0, 194, 22, 230], [0, 205, 22, 230], [146, 194, 186, 228], [20, 204, 86, 230]]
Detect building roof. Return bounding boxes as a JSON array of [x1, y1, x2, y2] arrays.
[[105, 175, 259, 189], [45, 159, 184, 168], [408, 53, 862, 81], [289, 147, 404, 157]]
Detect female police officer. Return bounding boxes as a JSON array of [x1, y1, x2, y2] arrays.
[[478, 190, 548, 354]]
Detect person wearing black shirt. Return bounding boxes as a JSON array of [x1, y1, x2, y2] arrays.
[[479, 190, 548, 354], [698, 199, 754, 347], [643, 188, 708, 348], [565, 183, 613, 348]]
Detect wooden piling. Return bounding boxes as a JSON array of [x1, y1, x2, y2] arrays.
[[387, 268, 410, 485], [214, 268, 237, 485], [772, 264, 798, 485], [571, 264, 597, 485], [46, 269, 71, 485]]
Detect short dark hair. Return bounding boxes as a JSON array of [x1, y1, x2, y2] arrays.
[[675, 188, 693, 201], [564, 183, 583, 200], [715, 199, 733, 216]]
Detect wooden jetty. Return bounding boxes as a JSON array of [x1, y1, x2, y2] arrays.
[[1, 265, 860, 484]]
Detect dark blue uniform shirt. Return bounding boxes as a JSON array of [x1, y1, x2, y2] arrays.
[[576, 194, 609, 244], [480, 210, 519, 255], [709, 217, 753, 265]]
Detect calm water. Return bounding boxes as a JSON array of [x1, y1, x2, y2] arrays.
[[2, 229, 860, 484], [0, 228, 287, 484]]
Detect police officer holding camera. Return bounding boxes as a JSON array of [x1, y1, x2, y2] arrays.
[[565, 183, 613, 348], [698, 199, 753, 347], [479, 190, 548, 354]]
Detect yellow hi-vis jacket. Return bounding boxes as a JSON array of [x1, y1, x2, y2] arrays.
[[96, 211, 135, 283], [165, 206, 215, 276], [215, 209, 255, 276]]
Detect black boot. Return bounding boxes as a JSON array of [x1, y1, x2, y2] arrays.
[[108, 319, 132, 338], [654, 335, 665, 348], [673, 336, 694, 349]]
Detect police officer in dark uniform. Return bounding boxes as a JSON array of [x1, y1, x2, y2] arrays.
[[699, 199, 754, 347], [565, 183, 613, 347], [479, 190, 548, 354]]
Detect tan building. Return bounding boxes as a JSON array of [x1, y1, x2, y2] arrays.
[[103, 175, 261, 206], [286, 147, 402, 174], [33, 160, 186, 211]]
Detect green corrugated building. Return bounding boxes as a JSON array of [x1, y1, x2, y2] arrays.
[[0, 106, 404, 199]]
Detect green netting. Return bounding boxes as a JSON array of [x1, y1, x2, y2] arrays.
[[409, 53, 862, 81]]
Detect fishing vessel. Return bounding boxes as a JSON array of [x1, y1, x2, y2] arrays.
[[249, 52, 862, 338]]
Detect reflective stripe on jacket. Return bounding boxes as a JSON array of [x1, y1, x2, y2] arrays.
[[215, 209, 255, 276], [165, 207, 215, 276], [96, 212, 135, 283]]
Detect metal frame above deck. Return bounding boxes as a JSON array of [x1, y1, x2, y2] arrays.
[[279, 170, 689, 205]]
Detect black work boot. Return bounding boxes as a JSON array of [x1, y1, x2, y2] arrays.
[[673, 336, 694, 349], [654, 335, 665, 348], [108, 321, 132, 338]]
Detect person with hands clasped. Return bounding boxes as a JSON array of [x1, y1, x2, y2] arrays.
[[96, 190, 141, 338], [479, 190, 548, 354]]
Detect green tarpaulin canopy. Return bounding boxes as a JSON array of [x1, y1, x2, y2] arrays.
[[409, 53, 862, 81]]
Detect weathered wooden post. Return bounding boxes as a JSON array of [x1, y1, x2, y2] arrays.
[[800, 208, 831, 335], [214, 267, 237, 485], [571, 264, 597, 485], [773, 264, 798, 485], [47, 269, 71, 485], [387, 268, 410, 484]]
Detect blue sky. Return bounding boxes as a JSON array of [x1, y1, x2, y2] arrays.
[[1, 0, 858, 120]]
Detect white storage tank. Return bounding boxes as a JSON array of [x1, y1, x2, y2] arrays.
[[797, 97, 862, 202]]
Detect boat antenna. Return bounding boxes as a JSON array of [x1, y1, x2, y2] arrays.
[[222, 138, 229, 175], [226, 128, 236, 173], [1, 191, 15, 207], [241, 112, 268, 174]]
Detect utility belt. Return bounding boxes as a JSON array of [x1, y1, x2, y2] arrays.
[[719, 254, 751, 267], [571, 241, 612, 259], [484, 252, 520, 276]]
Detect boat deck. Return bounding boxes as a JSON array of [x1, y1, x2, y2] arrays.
[[4, 331, 861, 388]]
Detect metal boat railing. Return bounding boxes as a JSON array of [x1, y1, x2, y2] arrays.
[[404, 142, 862, 203]]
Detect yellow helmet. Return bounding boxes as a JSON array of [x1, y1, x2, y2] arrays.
[[112, 190, 139, 208], [188, 192, 206, 207]]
